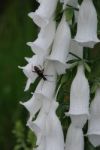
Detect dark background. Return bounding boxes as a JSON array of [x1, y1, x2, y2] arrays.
[[0, 0, 39, 149]]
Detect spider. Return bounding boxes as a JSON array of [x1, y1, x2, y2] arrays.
[[32, 65, 47, 81]]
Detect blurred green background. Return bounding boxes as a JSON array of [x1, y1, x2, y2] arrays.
[[0, 0, 38, 149], [0, 0, 100, 150]]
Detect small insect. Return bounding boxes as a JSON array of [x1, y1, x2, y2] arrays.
[[32, 65, 47, 81]]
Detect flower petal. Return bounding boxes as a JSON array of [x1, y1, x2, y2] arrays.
[[87, 88, 100, 147], [28, 0, 58, 28], [65, 124, 84, 150], [27, 20, 56, 56], [74, 0, 100, 48], [68, 65, 90, 118]]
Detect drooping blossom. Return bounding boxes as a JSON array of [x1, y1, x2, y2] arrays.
[[47, 13, 71, 75], [65, 124, 84, 150], [19, 55, 45, 91], [67, 64, 90, 128], [27, 20, 56, 56], [28, 0, 58, 28], [87, 88, 100, 147], [74, 0, 100, 48]]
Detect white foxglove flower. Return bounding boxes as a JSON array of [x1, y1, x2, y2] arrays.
[[67, 64, 90, 127], [47, 13, 71, 75], [27, 108, 47, 145], [28, 0, 58, 28], [27, 20, 56, 56], [28, 100, 64, 150], [74, 0, 100, 48], [27, 99, 52, 145], [19, 55, 45, 91], [20, 94, 42, 120], [65, 124, 84, 150], [45, 101, 64, 150], [34, 62, 57, 100], [87, 88, 100, 147]]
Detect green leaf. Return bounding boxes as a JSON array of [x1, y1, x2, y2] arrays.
[[91, 84, 98, 93], [27, 130, 36, 148], [69, 62, 78, 69], [65, 8, 74, 21], [84, 63, 91, 73], [67, 59, 80, 64]]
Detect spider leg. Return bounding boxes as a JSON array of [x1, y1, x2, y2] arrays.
[[44, 74, 53, 77], [38, 65, 44, 73]]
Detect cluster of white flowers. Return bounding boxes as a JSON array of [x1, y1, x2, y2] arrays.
[[20, 0, 100, 149]]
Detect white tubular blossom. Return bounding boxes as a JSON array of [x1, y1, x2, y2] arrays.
[[47, 13, 71, 75], [87, 88, 100, 147], [65, 124, 84, 150], [20, 94, 42, 120], [19, 55, 45, 91], [34, 61, 57, 101], [74, 0, 100, 48], [28, 0, 58, 28], [67, 64, 90, 128], [27, 99, 52, 145], [45, 101, 64, 150], [27, 20, 56, 56], [27, 101, 64, 150]]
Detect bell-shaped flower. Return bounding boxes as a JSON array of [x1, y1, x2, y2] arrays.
[[27, 100, 64, 150], [74, 0, 100, 48], [47, 13, 71, 75], [87, 88, 100, 147], [34, 61, 57, 101], [19, 55, 45, 91], [27, 107, 47, 145], [27, 20, 56, 56], [20, 94, 42, 120], [28, 0, 58, 28], [45, 101, 64, 150], [65, 124, 84, 150], [67, 64, 90, 127], [27, 98, 52, 145], [67, 40, 83, 69]]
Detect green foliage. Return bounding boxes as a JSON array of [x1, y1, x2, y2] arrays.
[[65, 7, 74, 21], [13, 121, 36, 150], [0, 0, 37, 149]]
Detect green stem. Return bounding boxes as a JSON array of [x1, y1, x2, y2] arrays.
[[69, 52, 82, 60], [66, 4, 79, 11]]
